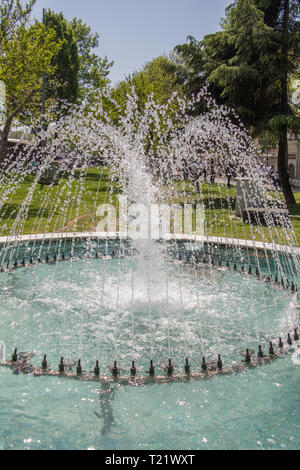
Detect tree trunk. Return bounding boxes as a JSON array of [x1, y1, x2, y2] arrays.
[[0, 114, 13, 165], [278, 126, 295, 204], [277, 0, 296, 205]]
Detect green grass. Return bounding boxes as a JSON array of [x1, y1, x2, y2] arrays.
[[0, 168, 299, 246]]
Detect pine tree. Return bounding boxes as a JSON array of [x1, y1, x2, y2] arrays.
[[174, 0, 300, 204]]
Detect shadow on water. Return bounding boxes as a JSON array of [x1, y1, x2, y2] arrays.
[[94, 381, 116, 436]]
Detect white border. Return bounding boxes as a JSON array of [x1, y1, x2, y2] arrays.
[[0, 232, 298, 255]]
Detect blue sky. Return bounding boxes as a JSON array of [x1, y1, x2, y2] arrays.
[[33, 0, 232, 85]]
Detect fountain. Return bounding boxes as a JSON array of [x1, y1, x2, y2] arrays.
[[0, 89, 299, 449]]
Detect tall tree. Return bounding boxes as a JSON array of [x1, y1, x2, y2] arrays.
[[174, 0, 300, 204], [43, 10, 80, 106], [112, 56, 182, 113], [69, 18, 113, 101], [0, 4, 60, 161]]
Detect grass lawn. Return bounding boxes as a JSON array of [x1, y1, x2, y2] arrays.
[[0, 168, 299, 246]]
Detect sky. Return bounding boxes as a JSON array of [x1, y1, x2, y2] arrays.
[[33, 0, 232, 85]]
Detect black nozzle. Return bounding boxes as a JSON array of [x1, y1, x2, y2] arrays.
[[46, 254, 49, 263], [30, 257, 33, 264], [248, 266, 252, 275], [112, 361, 119, 377], [245, 349, 251, 364], [131, 361, 137, 377], [22, 258, 26, 267], [59, 357, 64, 373], [217, 354, 223, 371], [148, 360, 155, 376], [269, 342, 275, 356], [54, 253, 57, 262], [278, 337, 284, 348], [42, 354, 47, 370], [14, 260, 18, 268], [294, 328, 299, 341], [274, 273, 278, 283], [185, 357, 190, 375], [62, 252, 65, 261], [167, 359, 174, 376], [201, 357, 207, 373], [12, 348, 18, 363], [287, 333, 292, 346], [94, 360, 100, 377], [257, 346, 264, 360], [76, 359, 82, 376]]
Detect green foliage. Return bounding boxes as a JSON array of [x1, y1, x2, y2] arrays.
[[0, 3, 60, 157], [0, 0, 35, 49], [113, 56, 182, 110], [44, 10, 80, 105], [69, 18, 113, 100], [174, 0, 300, 134]]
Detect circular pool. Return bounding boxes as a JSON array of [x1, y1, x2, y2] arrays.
[[0, 242, 299, 450]]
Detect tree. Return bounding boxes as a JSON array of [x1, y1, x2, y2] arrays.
[[43, 10, 80, 105], [0, 6, 60, 162], [0, 0, 35, 49], [174, 0, 300, 204], [107, 56, 184, 155], [69, 18, 113, 101], [112, 56, 182, 113]]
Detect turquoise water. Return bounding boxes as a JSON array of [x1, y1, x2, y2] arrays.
[[0, 255, 299, 450], [0, 357, 299, 450]]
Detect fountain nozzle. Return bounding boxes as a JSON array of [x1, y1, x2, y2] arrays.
[[269, 342, 275, 356], [294, 328, 299, 341], [76, 359, 82, 376], [217, 354, 223, 371], [201, 357, 207, 373], [42, 354, 47, 370], [131, 361, 137, 377], [147, 360, 155, 377], [245, 349, 251, 364], [112, 361, 119, 377], [94, 360, 100, 377], [257, 346, 264, 360], [59, 357, 64, 373], [12, 348, 18, 363], [167, 359, 174, 376], [185, 358, 190, 375]]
